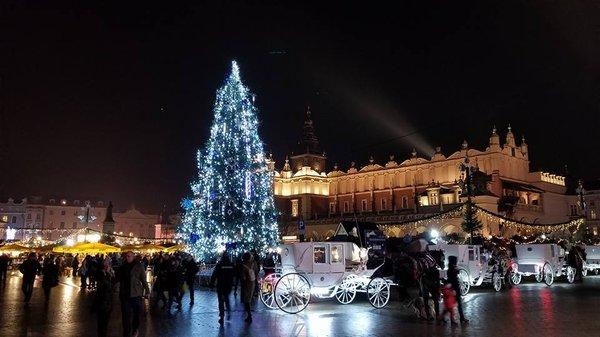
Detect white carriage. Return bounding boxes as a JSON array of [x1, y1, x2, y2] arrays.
[[429, 244, 507, 295], [259, 241, 391, 314], [513, 244, 575, 285], [582, 245, 600, 275]]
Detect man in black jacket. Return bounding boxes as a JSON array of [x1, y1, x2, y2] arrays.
[[184, 255, 199, 305], [19, 252, 41, 303], [117, 251, 149, 337], [210, 251, 235, 325]]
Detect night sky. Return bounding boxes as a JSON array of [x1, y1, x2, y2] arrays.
[[1, 2, 599, 212]]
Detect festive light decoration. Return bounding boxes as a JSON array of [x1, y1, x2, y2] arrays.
[[379, 202, 585, 237], [179, 61, 279, 261]]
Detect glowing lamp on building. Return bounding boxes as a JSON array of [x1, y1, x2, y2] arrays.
[[6, 226, 17, 241]]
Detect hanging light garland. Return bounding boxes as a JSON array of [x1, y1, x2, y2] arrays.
[[379, 202, 585, 236]]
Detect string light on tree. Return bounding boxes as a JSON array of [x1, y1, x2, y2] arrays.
[[179, 61, 279, 261]]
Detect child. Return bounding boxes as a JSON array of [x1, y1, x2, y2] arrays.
[[440, 283, 458, 324]]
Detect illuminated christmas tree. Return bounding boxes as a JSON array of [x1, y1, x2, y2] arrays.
[[180, 61, 279, 261]]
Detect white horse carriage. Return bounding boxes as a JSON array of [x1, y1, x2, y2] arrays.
[[513, 243, 575, 285], [582, 245, 600, 276], [429, 244, 506, 295], [258, 241, 391, 314]]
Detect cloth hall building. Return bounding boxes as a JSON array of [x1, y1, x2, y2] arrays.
[[273, 111, 579, 240]]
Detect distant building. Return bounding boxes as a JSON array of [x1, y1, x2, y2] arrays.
[[0, 197, 178, 241], [584, 180, 600, 236], [274, 111, 579, 239]]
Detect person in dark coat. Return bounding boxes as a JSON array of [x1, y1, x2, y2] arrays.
[[166, 258, 184, 311], [184, 255, 199, 305], [19, 252, 41, 303], [210, 251, 235, 325], [241, 252, 256, 323], [72, 255, 80, 278], [116, 251, 150, 337], [94, 257, 115, 337], [41, 256, 59, 302], [446, 256, 468, 324], [0, 253, 10, 287]]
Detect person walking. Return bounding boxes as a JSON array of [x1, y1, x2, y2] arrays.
[[80, 255, 90, 289], [72, 255, 80, 278], [241, 252, 255, 323], [439, 283, 458, 324], [166, 258, 184, 311], [117, 251, 150, 337], [446, 256, 468, 324], [94, 257, 115, 337], [19, 252, 41, 303], [0, 253, 10, 287], [41, 256, 59, 303], [210, 251, 235, 325], [184, 255, 199, 306]]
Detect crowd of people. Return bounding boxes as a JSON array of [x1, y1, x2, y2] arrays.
[[0, 245, 469, 335]]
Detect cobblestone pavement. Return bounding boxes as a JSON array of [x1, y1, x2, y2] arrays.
[[1, 272, 600, 337]]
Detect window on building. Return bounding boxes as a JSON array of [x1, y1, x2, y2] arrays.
[[61, 210, 66, 216], [570, 204, 578, 216], [1, 215, 8, 222], [429, 193, 439, 205], [60, 222, 65, 229], [11, 216, 17, 223], [361, 199, 368, 212], [49, 199, 56, 204], [344, 201, 349, 213], [36, 214, 41, 220], [594, 227, 598, 236], [381, 198, 387, 211], [591, 209, 597, 220], [402, 196, 408, 209], [74, 200, 81, 205], [72, 222, 77, 229], [291, 199, 299, 217], [27, 214, 32, 220], [329, 202, 336, 214]]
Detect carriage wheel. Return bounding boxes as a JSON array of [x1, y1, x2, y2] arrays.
[[492, 272, 502, 292], [543, 263, 554, 286], [458, 269, 470, 296], [511, 271, 522, 285], [274, 273, 311, 314], [366, 277, 390, 308], [565, 266, 575, 284], [259, 272, 281, 309], [335, 275, 357, 304], [535, 272, 543, 283]]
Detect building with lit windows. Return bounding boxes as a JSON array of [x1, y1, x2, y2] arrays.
[[0, 197, 175, 241], [274, 110, 580, 239]]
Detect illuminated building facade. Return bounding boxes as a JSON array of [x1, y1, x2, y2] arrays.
[[274, 111, 579, 239]]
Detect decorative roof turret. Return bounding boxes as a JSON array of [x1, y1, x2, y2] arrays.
[[385, 155, 398, 168], [520, 135, 528, 158], [431, 146, 446, 161], [505, 124, 516, 148], [282, 156, 291, 171], [462, 140, 469, 149], [297, 106, 321, 155], [411, 148, 417, 158]]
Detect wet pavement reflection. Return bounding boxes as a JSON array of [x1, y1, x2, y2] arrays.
[[1, 272, 600, 337]]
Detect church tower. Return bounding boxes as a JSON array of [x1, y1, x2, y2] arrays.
[[289, 107, 327, 173]]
